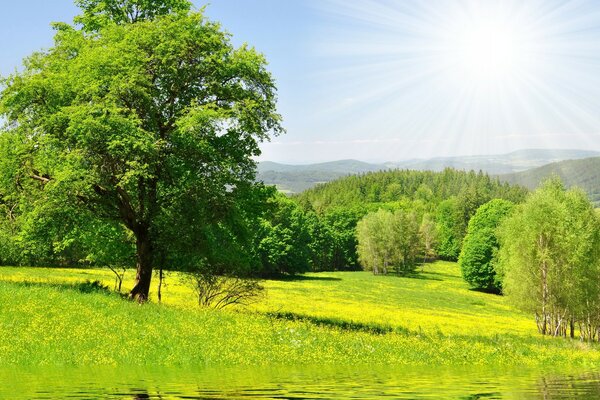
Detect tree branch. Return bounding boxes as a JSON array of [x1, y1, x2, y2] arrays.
[[31, 174, 51, 184]]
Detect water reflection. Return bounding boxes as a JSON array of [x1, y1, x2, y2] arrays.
[[2, 365, 600, 399], [536, 372, 600, 399]]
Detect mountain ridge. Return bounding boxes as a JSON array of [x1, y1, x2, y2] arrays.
[[258, 149, 600, 194], [499, 156, 600, 206]]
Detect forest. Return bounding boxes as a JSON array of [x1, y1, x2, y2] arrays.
[[0, 167, 527, 277]]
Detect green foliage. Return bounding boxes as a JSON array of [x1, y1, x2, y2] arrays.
[[435, 198, 462, 260], [0, 1, 282, 298], [74, 0, 192, 31], [459, 199, 514, 292], [356, 209, 422, 275], [497, 177, 600, 338], [419, 213, 438, 260], [256, 194, 312, 276], [321, 207, 366, 270]]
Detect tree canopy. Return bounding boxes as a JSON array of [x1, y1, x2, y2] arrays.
[[497, 178, 600, 339], [356, 208, 422, 275], [458, 198, 514, 292], [74, 0, 192, 30], [0, 0, 282, 300]]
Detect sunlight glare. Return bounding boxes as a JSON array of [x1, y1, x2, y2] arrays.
[[443, 12, 536, 84], [305, 0, 600, 161]]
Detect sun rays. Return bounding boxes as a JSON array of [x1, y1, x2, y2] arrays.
[[291, 0, 600, 161]]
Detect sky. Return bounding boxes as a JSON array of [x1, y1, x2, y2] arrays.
[[2, 1, 600, 163]]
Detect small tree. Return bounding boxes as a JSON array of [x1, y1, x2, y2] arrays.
[[356, 208, 422, 275], [391, 210, 422, 274], [459, 199, 514, 293], [356, 209, 387, 274], [419, 213, 438, 263]]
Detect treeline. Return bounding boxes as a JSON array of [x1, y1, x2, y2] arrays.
[[0, 168, 528, 278], [297, 168, 527, 213], [295, 168, 528, 274]]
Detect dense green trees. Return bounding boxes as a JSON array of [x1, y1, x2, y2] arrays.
[[356, 209, 422, 275], [256, 194, 312, 276], [0, 0, 281, 300], [297, 169, 527, 265], [459, 199, 514, 293], [498, 178, 600, 339], [435, 198, 463, 260], [297, 168, 527, 214]]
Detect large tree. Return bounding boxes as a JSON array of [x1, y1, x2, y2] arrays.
[[0, 0, 282, 300]]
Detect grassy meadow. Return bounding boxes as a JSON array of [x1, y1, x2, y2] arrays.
[[1, 261, 599, 367]]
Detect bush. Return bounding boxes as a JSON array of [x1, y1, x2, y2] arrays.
[[459, 199, 514, 292], [187, 270, 264, 309]]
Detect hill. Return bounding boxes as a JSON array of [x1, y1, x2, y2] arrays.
[[257, 160, 385, 193], [295, 168, 527, 214], [257, 159, 383, 174], [500, 157, 600, 206], [258, 149, 600, 193], [1, 262, 599, 368]]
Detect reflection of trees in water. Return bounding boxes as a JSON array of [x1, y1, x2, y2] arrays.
[[131, 390, 164, 399], [537, 373, 600, 399], [461, 392, 502, 399]]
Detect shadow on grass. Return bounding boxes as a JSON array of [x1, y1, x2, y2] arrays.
[[469, 287, 502, 296], [268, 275, 342, 282], [422, 271, 457, 280], [381, 272, 443, 282], [265, 311, 412, 336], [4, 279, 119, 296], [403, 273, 443, 282]]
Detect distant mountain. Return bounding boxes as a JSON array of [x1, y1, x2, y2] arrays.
[[386, 149, 600, 175], [499, 157, 600, 206], [257, 159, 383, 174], [257, 160, 385, 193], [258, 149, 600, 194]]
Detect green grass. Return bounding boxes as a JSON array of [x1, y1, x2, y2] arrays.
[[0, 261, 599, 367]]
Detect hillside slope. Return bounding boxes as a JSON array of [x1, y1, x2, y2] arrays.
[[2, 262, 600, 367], [258, 149, 600, 193], [500, 157, 600, 205], [257, 160, 385, 193], [295, 168, 527, 213]]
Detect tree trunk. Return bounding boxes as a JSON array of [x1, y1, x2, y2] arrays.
[[541, 256, 548, 335], [570, 319, 575, 339], [130, 226, 153, 302]]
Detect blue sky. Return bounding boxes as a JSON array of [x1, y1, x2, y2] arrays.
[[3, 1, 600, 163]]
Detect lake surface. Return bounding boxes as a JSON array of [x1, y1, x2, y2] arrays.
[[2, 365, 600, 399]]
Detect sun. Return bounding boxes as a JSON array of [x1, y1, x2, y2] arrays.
[[308, 0, 600, 160], [454, 21, 523, 81], [441, 8, 537, 85]]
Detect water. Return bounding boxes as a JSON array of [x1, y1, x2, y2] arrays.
[[1, 365, 600, 399]]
